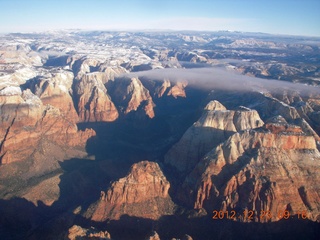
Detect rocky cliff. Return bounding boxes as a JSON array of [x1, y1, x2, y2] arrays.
[[27, 70, 79, 121], [140, 78, 187, 100], [74, 73, 119, 122], [167, 81, 188, 99], [0, 87, 95, 164], [165, 101, 264, 173], [210, 90, 320, 146], [181, 123, 320, 222], [113, 77, 155, 118], [89, 161, 174, 221]]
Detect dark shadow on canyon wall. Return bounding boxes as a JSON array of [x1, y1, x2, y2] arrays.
[[78, 87, 206, 163], [0, 87, 205, 239]]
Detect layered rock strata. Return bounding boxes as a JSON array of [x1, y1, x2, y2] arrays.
[[27, 70, 79, 121], [113, 77, 155, 118], [181, 123, 320, 222], [89, 161, 174, 221], [74, 73, 118, 122], [165, 101, 264, 173], [0, 87, 95, 164]]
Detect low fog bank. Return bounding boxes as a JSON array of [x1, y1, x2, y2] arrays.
[[123, 67, 320, 97]]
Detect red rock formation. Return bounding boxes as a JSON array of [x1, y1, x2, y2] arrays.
[[0, 88, 95, 164], [264, 122, 303, 134], [144, 78, 187, 99], [89, 161, 174, 221], [29, 70, 79, 121], [155, 79, 171, 98], [181, 126, 320, 222], [167, 81, 187, 98], [165, 101, 264, 173], [74, 73, 119, 122], [113, 77, 155, 118]]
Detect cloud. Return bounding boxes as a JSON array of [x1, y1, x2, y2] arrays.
[[123, 67, 320, 97]]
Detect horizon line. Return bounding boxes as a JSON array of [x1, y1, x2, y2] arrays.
[[1, 28, 320, 38]]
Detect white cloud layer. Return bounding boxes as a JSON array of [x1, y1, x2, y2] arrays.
[[124, 67, 320, 97]]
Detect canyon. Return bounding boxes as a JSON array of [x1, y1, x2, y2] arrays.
[[0, 31, 319, 240]]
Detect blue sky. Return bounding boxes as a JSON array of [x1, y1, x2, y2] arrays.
[[0, 0, 319, 36]]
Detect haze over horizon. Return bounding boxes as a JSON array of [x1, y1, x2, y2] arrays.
[[0, 0, 319, 37]]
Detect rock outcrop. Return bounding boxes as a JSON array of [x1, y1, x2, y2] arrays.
[[0, 88, 95, 164], [74, 73, 119, 122], [154, 79, 171, 98], [181, 123, 320, 222], [167, 81, 187, 98], [142, 78, 187, 99], [27, 70, 79, 121], [66, 225, 112, 240], [89, 161, 174, 221], [113, 77, 155, 118], [165, 101, 264, 173]]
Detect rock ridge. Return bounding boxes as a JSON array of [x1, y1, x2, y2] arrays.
[[89, 161, 174, 221]]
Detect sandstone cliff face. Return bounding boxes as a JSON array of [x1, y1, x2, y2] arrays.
[[143, 78, 187, 100], [165, 101, 264, 173], [0, 88, 95, 164], [211, 91, 320, 144], [181, 123, 320, 222], [113, 77, 155, 118], [167, 81, 188, 98], [28, 70, 79, 121], [90, 161, 174, 221], [154, 79, 171, 98], [74, 73, 119, 122]]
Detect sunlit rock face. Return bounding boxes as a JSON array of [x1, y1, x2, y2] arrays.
[[27, 70, 79, 121], [74, 73, 119, 122], [180, 124, 320, 222], [113, 77, 155, 118], [0, 87, 95, 164], [165, 101, 264, 173], [89, 161, 174, 221]]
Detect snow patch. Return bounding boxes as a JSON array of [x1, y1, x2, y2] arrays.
[[0, 86, 22, 96]]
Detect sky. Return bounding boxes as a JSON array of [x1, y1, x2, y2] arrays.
[[0, 0, 319, 36]]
